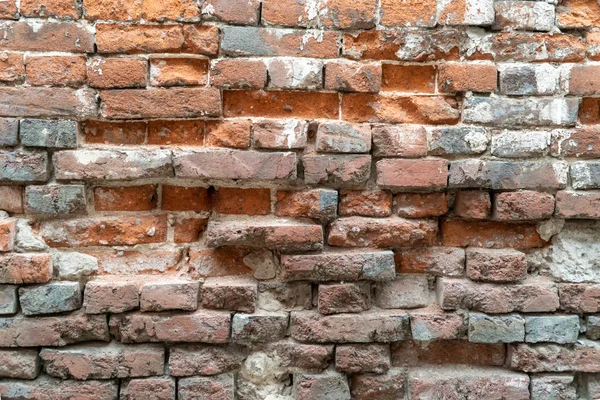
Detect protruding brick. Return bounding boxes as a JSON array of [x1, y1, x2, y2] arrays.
[[202, 277, 257, 313], [336, 344, 390, 374], [231, 312, 288, 342], [140, 280, 199, 312], [0, 349, 39, 379], [466, 248, 528, 283], [398, 247, 465, 277], [0, 150, 48, 183], [494, 191, 554, 221], [318, 282, 371, 315], [376, 274, 430, 309], [275, 189, 338, 221], [19, 282, 81, 316], [303, 154, 372, 186], [376, 158, 448, 190], [25, 185, 86, 216], [395, 192, 448, 218], [281, 250, 395, 282], [0, 253, 53, 284], [179, 374, 235, 400], [206, 217, 323, 252], [0, 285, 17, 315], [509, 340, 600, 373], [252, 119, 308, 149], [468, 312, 525, 343], [84, 280, 139, 314], [525, 316, 580, 344], [40, 342, 164, 380], [427, 126, 489, 156], [339, 190, 392, 218], [291, 310, 409, 343]]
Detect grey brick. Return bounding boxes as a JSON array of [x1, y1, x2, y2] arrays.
[[499, 64, 561, 95], [316, 122, 371, 153], [491, 130, 550, 158], [427, 126, 488, 155], [587, 316, 600, 340], [25, 185, 86, 216], [20, 119, 78, 148], [376, 275, 430, 309], [468, 312, 525, 343], [525, 316, 580, 344], [0, 150, 48, 183], [19, 282, 82, 316], [571, 162, 600, 190], [530, 374, 577, 400], [0, 285, 17, 315], [463, 96, 578, 127], [0, 118, 18, 146], [493, 1, 556, 32]]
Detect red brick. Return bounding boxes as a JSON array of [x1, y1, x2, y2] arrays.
[[96, 24, 184, 54], [0, 52, 24, 83], [201, 276, 256, 313], [101, 88, 221, 119], [0, 186, 23, 214], [213, 187, 271, 215], [351, 369, 406, 399], [94, 185, 157, 212], [0, 87, 96, 118], [87, 57, 148, 89], [454, 191, 491, 219], [588, 30, 600, 60], [84, 121, 146, 145], [202, 0, 260, 24], [162, 185, 211, 211], [372, 125, 428, 157], [381, 64, 435, 93], [0, 21, 94, 52], [261, 0, 315, 27], [90, 249, 182, 275], [395, 192, 448, 218], [294, 371, 350, 400], [556, 191, 600, 219], [187, 248, 253, 278], [493, 191, 555, 221], [178, 374, 235, 398], [121, 377, 175, 400], [492, 32, 586, 62], [324, 60, 382, 93], [441, 218, 547, 249], [376, 159, 448, 190], [110, 310, 231, 343], [379, 0, 435, 27], [552, 127, 600, 158], [252, 119, 308, 149], [169, 344, 244, 376], [320, 0, 377, 29], [275, 189, 338, 221], [83, 280, 139, 313], [211, 59, 267, 89], [342, 93, 460, 124], [26, 56, 86, 87], [556, 0, 600, 28], [140, 280, 199, 312], [318, 282, 371, 315], [438, 63, 497, 93], [40, 215, 168, 247], [0, 349, 39, 379], [0, 253, 53, 284], [0, 0, 17, 18], [150, 57, 208, 87], [580, 98, 600, 124], [509, 341, 600, 373], [397, 247, 465, 277], [147, 120, 204, 146], [559, 283, 600, 313], [339, 190, 392, 218], [409, 308, 465, 340], [569, 65, 600, 95], [173, 217, 208, 243], [336, 344, 390, 374], [224, 90, 339, 119], [182, 25, 220, 56], [328, 216, 438, 248], [303, 155, 371, 186], [466, 248, 527, 283], [0, 219, 15, 252], [205, 119, 252, 148], [391, 340, 505, 367]]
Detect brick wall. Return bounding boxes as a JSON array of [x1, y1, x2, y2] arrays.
[[1, 0, 600, 398]]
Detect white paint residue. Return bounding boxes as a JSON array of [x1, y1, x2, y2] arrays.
[[535, 64, 560, 94], [280, 120, 300, 148], [201, 3, 215, 15]]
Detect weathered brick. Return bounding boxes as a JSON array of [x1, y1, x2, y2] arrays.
[[336, 344, 390, 374], [20, 119, 77, 149], [291, 310, 409, 343], [186, 247, 254, 278], [325, 60, 381, 93], [20, 0, 78, 17], [339, 190, 392, 218], [84, 120, 147, 145], [556, 191, 600, 219], [525, 316, 580, 344], [121, 377, 176, 400], [318, 282, 371, 314], [376, 274, 430, 309], [225, 90, 339, 119], [395, 192, 449, 218], [0, 150, 48, 183], [381, 64, 435, 93], [281, 250, 395, 282], [319, 0, 377, 29], [438, 63, 497, 93], [491, 130, 550, 158], [0, 377, 117, 399], [267, 57, 323, 90], [252, 119, 308, 149], [468, 312, 525, 343], [213, 187, 270, 215], [509, 340, 600, 373], [41, 342, 164, 380], [26, 55, 86, 87], [41, 215, 168, 247], [173, 217, 208, 244], [294, 371, 351, 400], [530, 374, 577, 400], [0, 310, 109, 347], [88, 57, 148, 89], [0, 349, 39, 379], [571, 162, 600, 189], [84, 280, 139, 314], [303, 154, 371, 186], [556, 0, 600, 28], [351, 369, 405, 399], [263, 339, 333, 371], [0, 52, 24, 83], [391, 340, 506, 367], [408, 367, 530, 399], [427, 126, 489, 156], [206, 217, 323, 252], [25, 185, 86, 216], [397, 247, 465, 277], [410, 308, 465, 341], [500, 64, 561, 95], [0, 253, 53, 284], [101, 88, 221, 119], [587, 316, 600, 339], [0, 117, 18, 146], [202, 277, 256, 313], [140, 280, 199, 312], [0, 87, 96, 118], [211, 59, 266, 89], [466, 248, 527, 283], [19, 282, 81, 316], [316, 121, 371, 153], [559, 283, 600, 313], [275, 189, 338, 221], [0, 21, 93, 52], [493, 1, 556, 32], [551, 127, 600, 158], [174, 149, 297, 180], [150, 56, 208, 87], [580, 98, 600, 124], [96, 23, 184, 53], [494, 191, 555, 221], [231, 311, 288, 342], [110, 310, 231, 343], [147, 119, 204, 146], [449, 160, 568, 190], [372, 125, 428, 157], [454, 191, 491, 220], [380, 0, 435, 27], [205, 119, 252, 149], [179, 374, 235, 400], [94, 185, 157, 212], [376, 158, 448, 190], [438, 277, 559, 313], [328, 216, 438, 248], [183, 25, 220, 56], [0, 0, 17, 18], [342, 93, 460, 124], [169, 344, 244, 376], [202, 0, 259, 24], [463, 96, 578, 127], [438, 0, 495, 26], [257, 282, 312, 312], [0, 285, 17, 315], [492, 32, 586, 62], [54, 252, 98, 281], [0, 218, 15, 251]]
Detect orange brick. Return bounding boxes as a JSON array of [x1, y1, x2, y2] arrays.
[[96, 24, 184, 54], [381, 64, 435, 93], [339, 190, 392, 218], [142, 0, 200, 21], [395, 193, 448, 218], [162, 186, 211, 211], [438, 63, 497, 93], [83, 0, 143, 20], [0, 0, 18, 18], [150, 57, 208, 87], [87, 57, 147, 89], [183, 25, 220, 56], [84, 120, 147, 145], [224, 90, 339, 119], [94, 185, 158, 212], [211, 59, 267, 89], [454, 191, 491, 220], [580, 98, 600, 124], [557, 0, 600, 28], [26, 56, 86, 87], [0, 219, 16, 252], [205, 119, 252, 149], [21, 0, 80, 18], [213, 188, 271, 215], [174, 217, 209, 243], [187, 248, 253, 278], [441, 219, 546, 249], [0, 52, 24, 83], [379, 0, 436, 27], [147, 120, 204, 146]]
